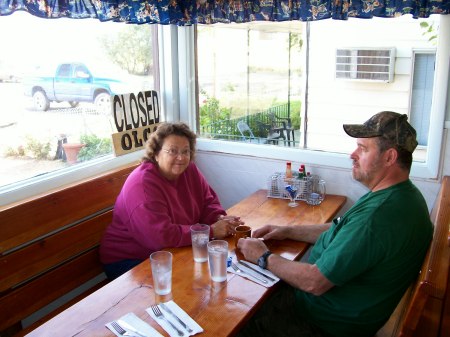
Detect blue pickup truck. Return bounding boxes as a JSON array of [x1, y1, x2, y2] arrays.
[[23, 62, 125, 112]]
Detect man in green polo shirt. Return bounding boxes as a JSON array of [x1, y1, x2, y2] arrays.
[[237, 111, 433, 337]]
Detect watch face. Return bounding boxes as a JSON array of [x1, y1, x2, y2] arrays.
[[258, 251, 272, 269], [257, 256, 266, 269]]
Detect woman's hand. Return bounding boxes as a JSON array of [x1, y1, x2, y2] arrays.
[[211, 215, 244, 238]]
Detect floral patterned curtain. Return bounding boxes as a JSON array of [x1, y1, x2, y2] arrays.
[[0, 0, 448, 25]]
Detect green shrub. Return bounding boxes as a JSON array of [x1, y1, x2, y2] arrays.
[[289, 101, 301, 129], [25, 136, 51, 159], [199, 90, 232, 127], [4, 145, 25, 157], [78, 134, 112, 161]]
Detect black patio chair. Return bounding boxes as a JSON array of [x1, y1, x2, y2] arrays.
[[256, 120, 285, 145], [268, 112, 295, 146]]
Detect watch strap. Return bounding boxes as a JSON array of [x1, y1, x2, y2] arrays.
[[259, 250, 272, 269]]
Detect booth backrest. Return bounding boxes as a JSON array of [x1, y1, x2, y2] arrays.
[[0, 163, 138, 336], [376, 176, 450, 337]]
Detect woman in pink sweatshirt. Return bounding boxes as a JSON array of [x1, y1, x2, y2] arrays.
[[100, 122, 242, 280]]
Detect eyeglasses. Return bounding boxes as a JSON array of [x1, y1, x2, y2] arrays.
[[162, 148, 191, 158]]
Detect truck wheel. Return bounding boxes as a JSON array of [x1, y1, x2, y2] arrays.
[[94, 92, 111, 114], [33, 90, 50, 111], [68, 101, 79, 108]]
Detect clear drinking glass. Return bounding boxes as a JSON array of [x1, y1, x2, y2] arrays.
[[207, 240, 228, 282], [150, 251, 173, 295], [306, 178, 326, 206], [190, 223, 210, 262]]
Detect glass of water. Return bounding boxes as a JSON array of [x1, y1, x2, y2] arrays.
[[306, 178, 326, 206], [207, 240, 228, 282], [150, 251, 172, 295], [190, 223, 210, 262]]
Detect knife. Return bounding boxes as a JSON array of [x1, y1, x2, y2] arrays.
[[160, 303, 193, 333], [117, 319, 148, 337], [239, 261, 277, 282]]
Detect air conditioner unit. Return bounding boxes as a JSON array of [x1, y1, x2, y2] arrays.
[[335, 47, 396, 83]]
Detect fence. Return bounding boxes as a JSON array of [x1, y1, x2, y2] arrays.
[[201, 103, 293, 143]]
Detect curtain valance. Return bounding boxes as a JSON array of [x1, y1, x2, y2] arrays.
[[0, 0, 448, 25]]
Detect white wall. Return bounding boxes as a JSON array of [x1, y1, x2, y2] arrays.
[[306, 16, 438, 154]]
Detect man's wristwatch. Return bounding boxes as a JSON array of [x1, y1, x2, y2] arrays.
[[257, 250, 272, 269]]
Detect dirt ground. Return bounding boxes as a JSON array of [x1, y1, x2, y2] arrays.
[[0, 156, 67, 188]]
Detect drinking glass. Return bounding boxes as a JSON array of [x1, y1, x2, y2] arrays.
[[150, 251, 172, 295], [234, 225, 252, 261], [234, 225, 252, 246], [306, 178, 326, 206], [190, 223, 210, 262], [207, 240, 228, 282], [285, 179, 299, 207]]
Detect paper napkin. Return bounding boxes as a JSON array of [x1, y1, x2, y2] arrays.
[[147, 300, 203, 337], [227, 259, 280, 287], [106, 312, 163, 337]]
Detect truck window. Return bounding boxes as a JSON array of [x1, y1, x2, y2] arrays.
[[74, 65, 90, 78], [57, 64, 72, 78]]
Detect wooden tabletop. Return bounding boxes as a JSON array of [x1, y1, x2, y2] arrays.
[[26, 190, 346, 337]]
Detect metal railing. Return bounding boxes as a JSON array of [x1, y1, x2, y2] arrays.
[[201, 103, 293, 143]]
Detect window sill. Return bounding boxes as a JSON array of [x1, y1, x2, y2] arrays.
[[0, 151, 143, 208], [0, 136, 440, 208], [196, 138, 438, 180]]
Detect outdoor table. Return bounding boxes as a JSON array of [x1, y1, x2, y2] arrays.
[[25, 189, 346, 337]]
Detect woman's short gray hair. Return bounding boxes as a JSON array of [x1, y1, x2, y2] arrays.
[[142, 122, 197, 164]]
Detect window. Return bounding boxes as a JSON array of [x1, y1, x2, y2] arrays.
[[0, 14, 447, 205], [197, 22, 302, 147], [57, 64, 72, 78], [0, 12, 158, 192], [410, 52, 435, 147], [195, 16, 445, 178]]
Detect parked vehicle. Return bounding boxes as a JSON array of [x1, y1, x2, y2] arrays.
[[23, 62, 125, 111]]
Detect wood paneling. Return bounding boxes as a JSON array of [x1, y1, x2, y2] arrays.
[[0, 162, 138, 334]]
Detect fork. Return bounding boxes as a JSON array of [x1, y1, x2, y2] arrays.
[[231, 262, 268, 284], [151, 305, 185, 336], [160, 302, 193, 333], [110, 321, 136, 336]]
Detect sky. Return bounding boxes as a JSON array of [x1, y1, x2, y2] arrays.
[[0, 11, 125, 73]]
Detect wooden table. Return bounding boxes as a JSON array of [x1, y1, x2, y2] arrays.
[[26, 190, 346, 337]]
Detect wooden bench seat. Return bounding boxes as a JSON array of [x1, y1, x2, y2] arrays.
[[375, 176, 450, 337], [0, 162, 138, 336]]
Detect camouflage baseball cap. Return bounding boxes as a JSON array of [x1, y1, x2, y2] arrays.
[[343, 111, 418, 153]]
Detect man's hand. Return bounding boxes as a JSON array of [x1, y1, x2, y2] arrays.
[[237, 237, 269, 263], [252, 224, 290, 241], [238, 236, 334, 296]]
